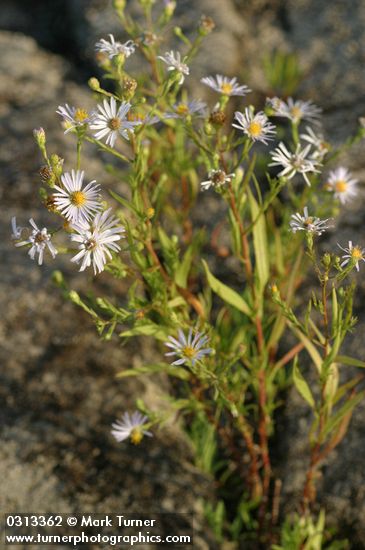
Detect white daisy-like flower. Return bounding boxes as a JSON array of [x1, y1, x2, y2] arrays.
[[325, 167, 358, 205], [300, 126, 330, 160], [158, 50, 189, 84], [165, 329, 212, 366], [267, 97, 322, 124], [201, 74, 251, 97], [169, 99, 207, 118], [70, 208, 125, 274], [14, 219, 57, 265], [11, 217, 23, 239], [201, 169, 234, 191], [56, 104, 93, 134], [269, 142, 321, 186], [290, 206, 333, 235], [90, 97, 138, 147], [338, 241, 365, 272], [95, 34, 136, 59], [232, 108, 276, 145], [53, 170, 101, 223], [111, 411, 152, 445]]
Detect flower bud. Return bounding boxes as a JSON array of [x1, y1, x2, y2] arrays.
[[113, 0, 126, 13], [209, 110, 226, 126], [33, 127, 46, 148], [88, 77, 100, 91], [199, 15, 215, 35], [50, 154, 64, 178], [322, 253, 332, 268], [123, 77, 138, 99], [146, 207, 155, 219]]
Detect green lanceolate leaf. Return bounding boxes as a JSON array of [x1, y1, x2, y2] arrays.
[[202, 260, 251, 316], [292, 358, 315, 409], [120, 321, 169, 341], [335, 355, 365, 368], [117, 363, 190, 380], [247, 189, 269, 292]]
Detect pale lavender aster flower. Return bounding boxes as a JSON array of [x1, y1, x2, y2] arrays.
[[95, 34, 136, 59], [290, 206, 333, 235], [158, 51, 189, 84], [300, 126, 330, 160], [170, 99, 207, 118], [232, 108, 276, 144], [269, 142, 321, 186], [338, 241, 365, 272], [201, 74, 251, 97], [111, 411, 152, 445], [53, 170, 101, 223], [165, 329, 212, 366], [90, 97, 138, 147], [267, 97, 322, 124], [56, 104, 94, 133], [70, 208, 125, 274], [14, 219, 57, 265], [325, 167, 358, 205]]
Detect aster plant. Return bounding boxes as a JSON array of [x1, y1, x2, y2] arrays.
[[14, 0, 365, 547]]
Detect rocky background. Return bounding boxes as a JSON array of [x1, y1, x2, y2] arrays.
[[1, 0, 365, 548]]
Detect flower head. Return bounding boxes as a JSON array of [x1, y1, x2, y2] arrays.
[[269, 142, 321, 186], [70, 208, 125, 274], [201, 74, 250, 97], [232, 108, 276, 144], [14, 219, 57, 265], [90, 97, 138, 147], [56, 104, 93, 133], [111, 411, 152, 445], [267, 97, 321, 124], [95, 34, 136, 59], [338, 241, 365, 272], [325, 167, 358, 204], [165, 329, 212, 366], [170, 100, 207, 118], [158, 51, 189, 84], [300, 126, 330, 160], [290, 206, 333, 235], [201, 169, 234, 191], [53, 170, 101, 223]]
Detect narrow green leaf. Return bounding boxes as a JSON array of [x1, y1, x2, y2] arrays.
[[109, 190, 140, 215], [323, 391, 365, 439], [120, 322, 169, 341], [335, 355, 365, 368], [175, 244, 194, 288], [202, 260, 251, 316], [293, 359, 315, 409], [117, 363, 190, 380], [247, 190, 269, 292]]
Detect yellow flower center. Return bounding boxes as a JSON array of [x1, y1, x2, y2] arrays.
[[221, 83, 233, 95], [74, 108, 89, 123], [182, 346, 196, 359], [130, 428, 143, 445], [176, 103, 189, 115], [335, 180, 348, 193], [290, 106, 303, 120], [303, 217, 314, 226], [248, 121, 262, 137], [70, 191, 87, 206], [34, 232, 47, 244], [351, 247, 363, 260], [108, 117, 121, 130]]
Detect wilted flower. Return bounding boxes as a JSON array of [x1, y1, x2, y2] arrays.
[[325, 167, 358, 205], [269, 142, 321, 186], [53, 170, 101, 223], [300, 126, 330, 160], [267, 97, 321, 124], [111, 411, 152, 445], [56, 104, 93, 133], [201, 169, 234, 191], [201, 75, 250, 97], [158, 51, 189, 84], [95, 34, 136, 59], [232, 108, 276, 144], [90, 97, 138, 147], [338, 241, 365, 272], [70, 208, 125, 274], [290, 206, 333, 235], [165, 329, 212, 366], [13, 219, 57, 265]]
